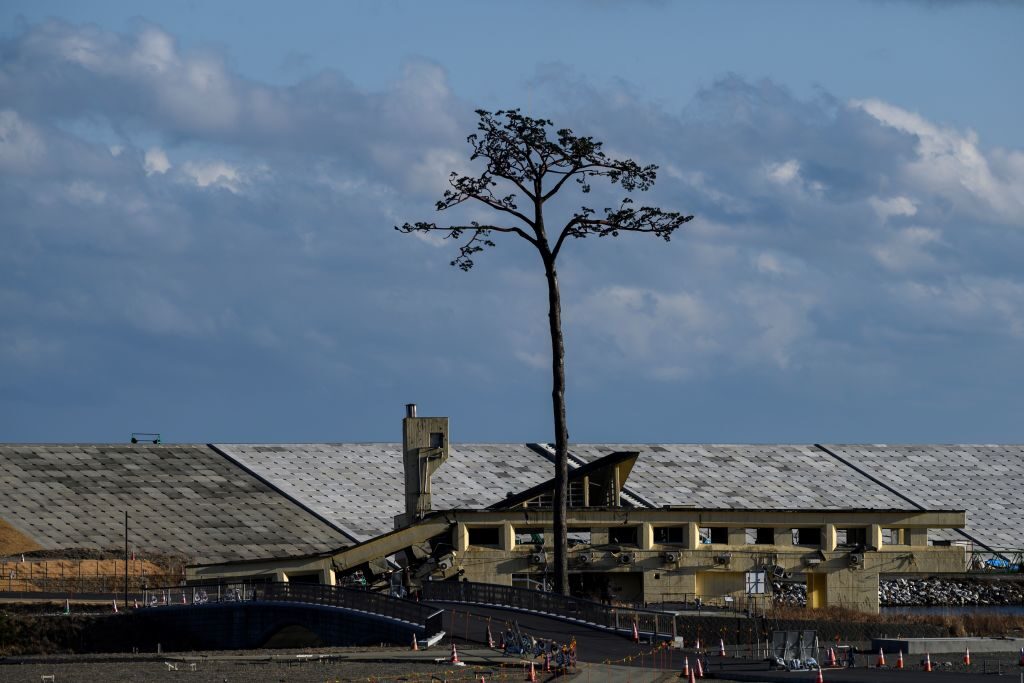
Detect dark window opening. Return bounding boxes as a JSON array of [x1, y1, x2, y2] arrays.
[[609, 526, 638, 546], [654, 526, 686, 544], [701, 527, 729, 544], [792, 527, 822, 546], [430, 432, 444, 448], [837, 527, 867, 547], [468, 527, 500, 547]]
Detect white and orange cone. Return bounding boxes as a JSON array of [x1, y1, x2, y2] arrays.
[[411, 633, 418, 651], [695, 656, 704, 678], [876, 647, 885, 667], [827, 647, 837, 667], [718, 638, 726, 656], [526, 661, 536, 682], [181, 592, 187, 605], [543, 652, 550, 672], [924, 652, 933, 672], [450, 641, 460, 664], [688, 667, 696, 683], [964, 646, 971, 666], [815, 666, 824, 682], [896, 650, 904, 669], [133, 598, 139, 609], [681, 656, 690, 677], [632, 621, 640, 643], [486, 624, 494, 648], [695, 638, 701, 651], [112, 599, 118, 613]]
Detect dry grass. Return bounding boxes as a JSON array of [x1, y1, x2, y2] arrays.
[[0, 518, 42, 556]]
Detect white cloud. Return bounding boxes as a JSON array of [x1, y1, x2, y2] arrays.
[[0, 110, 45, 171], [872, 226, 943, 271], [144, 147, 171, 175], [853, 98, 1024, 226], [894, 276, 1024, 338], [765, 159, 801, 185], [181, 160, 243, 192], [869, 195, 917, 221]]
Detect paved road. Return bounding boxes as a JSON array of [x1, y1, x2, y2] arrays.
[[428, 603, 1024, 682]]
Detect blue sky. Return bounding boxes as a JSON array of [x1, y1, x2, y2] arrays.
[[2, 1, 1023, 443]]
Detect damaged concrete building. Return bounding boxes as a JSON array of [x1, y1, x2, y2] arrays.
[[183, 406, 973, 613]]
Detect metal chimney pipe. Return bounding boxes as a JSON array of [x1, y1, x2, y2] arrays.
[[405, 403, 417, 418]]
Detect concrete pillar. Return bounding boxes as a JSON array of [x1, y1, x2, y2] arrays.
[[686, 522, 700, 550], [274, 571, 288, 583], [639, 523, 654, 551], [907, 528, 928, 547], [499, 522, 515, 551], [774, 527, 794, 546], [320, 567, 336, 586], [869, 524, 884, 550], [728, 527, 746, 546], [454, 523, 469, 552], [823, 524, 837, 552]]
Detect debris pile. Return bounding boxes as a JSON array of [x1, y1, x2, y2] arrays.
[[880, 578, 1024, 606]]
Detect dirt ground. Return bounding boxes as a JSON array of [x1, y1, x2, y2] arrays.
[[0, 649, 554, 683], [0, 521, 40, 558]]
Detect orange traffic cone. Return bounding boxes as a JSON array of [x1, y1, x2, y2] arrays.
[[688, 667, 696, 683], [681, 656, 690, 677], [181, 592, 187, 605], [718, 638, 726, 656], [632, 621, 640, 643], [411, 633, 418, 651], [450, 641, 460, 664], [876, 647, 886, 667], [924, 652, 933, 672], [112, 599, 118, 613], [543, 652, 550, 672], [133, 598, 139, 609], [526, 661, 536, 682], [815, 666, 824, 682], [827, 647, 837, 667], [695, 656, 704, 678], [486, 624, 494, 648], [964, 647, 971, 666], [695, 638, 701, 651], [896, 650, 904, 669]]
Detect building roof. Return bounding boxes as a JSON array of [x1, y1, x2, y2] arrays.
[[822, 444, 1024, 549], [564, 444, 915, 511], [0, 444, 351, 563], [1, 441, 1019, 559], [214, 443, 555, 541]]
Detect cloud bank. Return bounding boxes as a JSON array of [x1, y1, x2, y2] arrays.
[[2, 20, 1023, 442]]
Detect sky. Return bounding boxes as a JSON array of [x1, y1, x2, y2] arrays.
[[1, 1, 1023, 444]]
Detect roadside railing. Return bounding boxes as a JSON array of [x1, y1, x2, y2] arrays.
[[421, 580, 676, 638], [144, 581, 444, 637]]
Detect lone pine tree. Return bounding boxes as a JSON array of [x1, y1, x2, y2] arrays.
[[398, 109, 692, 595]]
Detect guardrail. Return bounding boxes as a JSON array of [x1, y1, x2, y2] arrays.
[[421, 580, 676, 638], [146, 582, 444, 638]]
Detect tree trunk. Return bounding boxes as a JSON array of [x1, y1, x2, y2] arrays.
[[543, 254, 570, 596]]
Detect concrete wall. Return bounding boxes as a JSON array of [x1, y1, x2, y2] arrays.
[[134, 602, 421, 650]]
